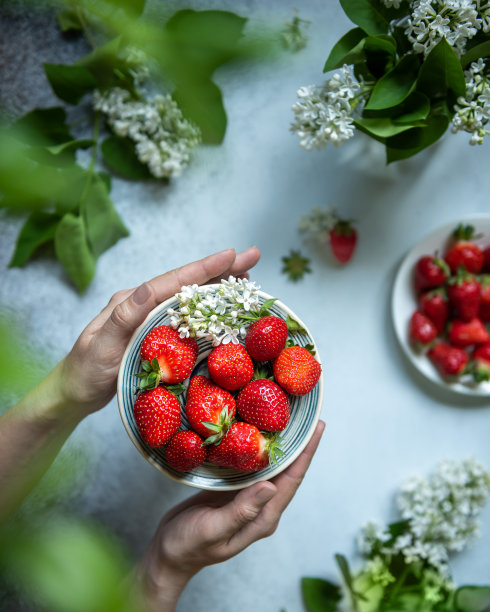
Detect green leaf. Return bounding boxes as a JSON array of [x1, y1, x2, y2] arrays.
[[366, 54, 419, 110], [386, 113, 449, 162], [323, 28, 366, 72], [339, 0, 392, 35], [12, 107, 72, 146], [363, 34, 397, 77], [97, 171, 112, 193], [54, 214, 96, 293], [461, 41, 490, 68], [173, 80, 226, 144], [286, 314, 307, 335], [392, 92, 430, 124], [454, 586, 490, 612], [44, 64, 98, 105], [106, 0, 146, 18], [46, 139, 95, 156], [417, 38, 466, 104], [101, 136, 152, 180], [355, 117, 421, 139], [9, 212, 60, 268], [80, 175, 129, 258], [260, 298, 278, 313], [302, 577, 342, 612], [56, 9, 83, 33], [165, 383, 186, 397], [76, 37, 124, 90]]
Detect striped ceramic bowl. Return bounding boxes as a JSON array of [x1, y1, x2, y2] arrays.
[[117, 286, 323, 491]]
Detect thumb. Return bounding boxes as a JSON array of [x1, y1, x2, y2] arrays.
[[213, 482, 277, 539], [100, 282, 155, 341]]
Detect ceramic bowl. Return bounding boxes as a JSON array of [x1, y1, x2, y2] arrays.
[[117, 285, 324, 490]]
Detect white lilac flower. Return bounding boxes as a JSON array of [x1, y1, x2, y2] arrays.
[[169, 276, 262, 345], [405, 0, 481, 57], [291, 64, 366, 150], [452, 58, 490, 144], [382, 0, 405, 7], [357, 521, 392, 556], [476, 0, 490, 30], [299, 206, 338, 243], [93, 87, 201, 179]]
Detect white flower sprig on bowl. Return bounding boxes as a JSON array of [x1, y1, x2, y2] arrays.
[[292, 0, 490, 162], [167, 277, 296, 346], [302, 459, 490, 611]]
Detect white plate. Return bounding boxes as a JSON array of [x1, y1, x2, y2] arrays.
[[392, 215, 490, 397], [117, 285, 324, 490]]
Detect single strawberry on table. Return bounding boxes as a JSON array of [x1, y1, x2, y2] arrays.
[[207, 422, 283, 472], [273, 345, 321, 396], [418, 288, 449, 334], [207, 343, 254, 391], [428, 342, 469, 378], [236, 378, 290, 432], [409, 311, 437, 347], [471, 342, 490, 382], [447, 269, 481, 321], [329, 218, 357, 264], [185, 375, 236, 442], [448, 318, 489, 348], [414, 255, 450, 293], [245, 316, 289, 362], [444, 224, 483, 274], [133, 386, 181, 448], [165, 430, 207, 472], [137, 325, 199, 389]]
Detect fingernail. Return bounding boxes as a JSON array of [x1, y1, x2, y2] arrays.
[[255, 485, 276, 505], [132, 282, 151, 305]]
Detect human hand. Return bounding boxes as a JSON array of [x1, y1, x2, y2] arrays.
[[59, 247, 260, 417], [136, 420, 325, 612]]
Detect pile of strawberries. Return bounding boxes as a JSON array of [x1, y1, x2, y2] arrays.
[[132, 315, 321, 473], [410, 223, 490, 383]]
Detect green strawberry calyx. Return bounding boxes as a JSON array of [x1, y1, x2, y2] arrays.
[[452, 223, 476, 241], [202, 405, 234, 446], [331, 219, 355, 237], [133, 358, 162, 391], [264, 433, 285, 467], [448, 266, 476, 287]]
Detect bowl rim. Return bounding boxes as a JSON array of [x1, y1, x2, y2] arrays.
[[117, 284, 324, 490]]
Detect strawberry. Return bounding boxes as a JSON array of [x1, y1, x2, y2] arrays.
[[133, 387, 181, 448], [207, 422, 283, 472], [483, 246, 490, 272], [418, 288, 449, 334], [207, 343, 254, 391], [245, 316, 289, 362], [165, 430, 207, 472], [329, 219, 357, 263], [236, 379, 290, 432], [185, 375, 236, 442], [414, 255, 450, 293], [445, 224, 483, 274], [471, 342, 490, 382], [448, 318, 489, 348], [273, 346, 321, 396], [409, 311, 437, 347], [447, 269, 481, 321], [138, 325, 199, 388], [428, 342, 469, 378], [479, 276, 490, 322]]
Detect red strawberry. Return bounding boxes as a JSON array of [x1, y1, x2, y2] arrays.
[[185, 375, 236, 442], [414, 255, 450, 293], [448, 318, 489, 348], [479, 276, 490, 322], [447, 269, 481, 321], [471, 342, 490, 382], [133, 387, 181, 448], [445, 224, 483, 274], [165, 430, 207, 472], [483, 246, 490, 272], [207, 343, 254, 391], [329, 219, 357, 263], [409, 311, 437, 347], [273, 346, 321, 396], [138, 325, 198, 388], [428, 342, 469, 378], [236, 379, 290, 432], [245, 316, 288, 362], [207, 422, 283, 472], [418, 288, 449, 334]]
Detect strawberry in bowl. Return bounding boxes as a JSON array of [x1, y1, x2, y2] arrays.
[[117, 276, 323, 490]]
